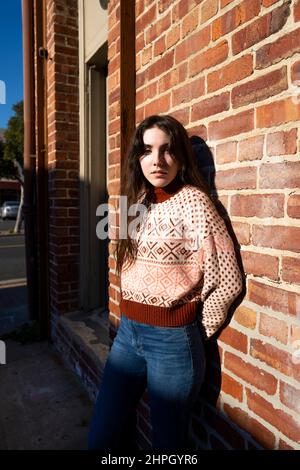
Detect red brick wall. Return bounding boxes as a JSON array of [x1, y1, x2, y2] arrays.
[[108, 0, 300, 450], [46, 0, 80, 317]]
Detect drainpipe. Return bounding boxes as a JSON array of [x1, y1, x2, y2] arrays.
[[34, 0, 50, 338], [21, 0, 39, 323]]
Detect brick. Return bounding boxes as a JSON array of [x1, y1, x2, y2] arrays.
[[189, 40, 228, 77], [232, 66, 288, 108], [232, 221, 250, 245], [231, 193, 284, 218], [212, 0, 260, 41], [241, 250, 279, 280], [182, 8, 199, 38], [158, 0, 173, 14], [147, 50, 174, 81], [219, 326, 248, 353], [201, 0, 219, 24], [172, 77, 205, 106], [280, 381, 300, 415], [233, 305, 257, 329], [171, 107, 190, 126], [158, 62, 187, 93], [259, 161, 300, 189], [221, 0, 234, 7], [136, 82, 157, 105], [221, 372, 243, 402], [278, 439, 295, 450], [136, 4, 156, 36], [238, 135, 264, 161], [142, 45, 152, 66], [295, 0, 300, 21], [208, 109, 254, 140], [263, 0, 280, 6], [204, 407, 246, 449], [282, 256, 300, 284], [215, 166, 256, 190], [233, 2, 291, 55], [266, 129, 297, 156], [171, 0, 189, 22], [256, 27, 300, 69], [215, 141, 237, 164], [191, 92, 230, 120], [287, 194, 300, 219], [153, 36, 165, 57], [165, 24, 180, 49], [232, 15, 268, 55], [223, 403, 276, 449], [259, 313, 288, 344], [253, 223, 300, 253], [290, 323, 300, 347], [248, 279, 300, 316], [250, 338, 300, 382], [207, 54, 253, 93], [175, 25, 211, 64], [144, 93, 171, 115], [146, 11, 171, 44], [291, 59, 300, 84], [224, 351, 278, 394], [247, 389, 300, 442], [186, 124, 207, 141]]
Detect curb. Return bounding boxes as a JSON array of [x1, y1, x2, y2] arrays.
[[0, 278, 27, 288], [0, 231, 25, 237]]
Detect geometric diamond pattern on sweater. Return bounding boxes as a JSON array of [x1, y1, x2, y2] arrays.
[[120, 184, 243, 340]]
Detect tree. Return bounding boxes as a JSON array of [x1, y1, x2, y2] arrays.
[[1, 100, 24, 233]]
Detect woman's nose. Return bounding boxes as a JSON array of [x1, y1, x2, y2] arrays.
[[152, 150, 165, 164]]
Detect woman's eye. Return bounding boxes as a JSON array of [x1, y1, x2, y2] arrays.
[[141, 147, 170, 156]]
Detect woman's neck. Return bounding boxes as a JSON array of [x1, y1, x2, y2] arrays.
[[149, 174, 184, 203]]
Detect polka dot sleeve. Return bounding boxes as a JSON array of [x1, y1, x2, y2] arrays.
[[198, 194, 243, 340]]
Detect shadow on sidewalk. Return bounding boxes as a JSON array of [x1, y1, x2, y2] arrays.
[[0, 283, 29, 336], [0, 339, 93, 450]]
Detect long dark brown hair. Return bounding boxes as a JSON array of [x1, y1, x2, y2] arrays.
[[114, 114, 212, 275]]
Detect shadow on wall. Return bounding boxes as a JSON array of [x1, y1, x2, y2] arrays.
[[187, 136, 249, 450]]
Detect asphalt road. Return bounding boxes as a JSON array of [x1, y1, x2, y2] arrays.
[[0, 230, 26, 282]]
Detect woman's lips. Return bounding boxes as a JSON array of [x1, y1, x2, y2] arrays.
[[152, 171, 167, 176]]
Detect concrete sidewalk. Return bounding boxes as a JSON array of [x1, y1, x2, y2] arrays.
[[0, 282, 29, 336], [0, 339, 93, 450]]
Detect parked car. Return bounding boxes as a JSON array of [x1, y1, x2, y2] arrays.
[[0, 201, 20, 220]]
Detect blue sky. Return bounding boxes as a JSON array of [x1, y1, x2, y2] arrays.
[[0, 1, 23, 129]]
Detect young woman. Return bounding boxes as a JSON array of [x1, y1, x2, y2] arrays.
[[88, 114, 243, 452]]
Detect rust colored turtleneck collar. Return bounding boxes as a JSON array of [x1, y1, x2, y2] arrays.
[[148, 173, 184, 204]]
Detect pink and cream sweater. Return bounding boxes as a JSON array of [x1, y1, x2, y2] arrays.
[[120, 177, 243, 340]]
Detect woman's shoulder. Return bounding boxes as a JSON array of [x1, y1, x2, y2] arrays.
[[179, 184, 213, 206]]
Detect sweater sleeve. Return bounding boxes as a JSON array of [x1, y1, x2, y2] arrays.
[[197, 194, 243, 340]]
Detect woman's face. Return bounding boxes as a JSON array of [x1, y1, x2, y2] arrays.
[[139, 126, 181, 188]]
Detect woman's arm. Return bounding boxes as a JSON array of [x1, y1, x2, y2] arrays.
[[197, 194, 243, 340]]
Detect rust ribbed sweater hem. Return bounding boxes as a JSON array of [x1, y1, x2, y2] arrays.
[[120, 298, 200, 327]]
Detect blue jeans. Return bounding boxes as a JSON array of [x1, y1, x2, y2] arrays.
[[87, 313, 206, 452]]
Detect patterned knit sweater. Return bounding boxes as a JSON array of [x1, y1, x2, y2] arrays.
[[119, 177, 243, 340]]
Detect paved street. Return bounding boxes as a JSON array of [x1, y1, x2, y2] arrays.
[[0, 220, 28, 336], [0, 219, 26, 282]]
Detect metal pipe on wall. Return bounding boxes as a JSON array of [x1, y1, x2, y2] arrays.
[[21, 0, 39, 322]]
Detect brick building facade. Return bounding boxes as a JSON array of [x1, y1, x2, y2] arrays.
[[28, 0, 300, 450]]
